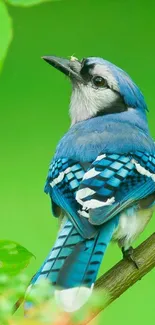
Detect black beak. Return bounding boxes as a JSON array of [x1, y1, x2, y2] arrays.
[[42, 56, 83, 82]]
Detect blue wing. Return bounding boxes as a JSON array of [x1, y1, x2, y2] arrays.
[[44, 158, 97, 239], [76, 151, 155, 225]]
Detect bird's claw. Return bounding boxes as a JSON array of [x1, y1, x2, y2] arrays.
[[122, 246, 139, 269]]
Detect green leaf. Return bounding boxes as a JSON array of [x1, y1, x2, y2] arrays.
[[0, 1, 13, 71], [6, 0, 60, 7], [0, 240, 34, 276], [26, 279, 54, 305]]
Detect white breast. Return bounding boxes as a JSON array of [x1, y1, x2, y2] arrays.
[[113, 205, 154, 250]]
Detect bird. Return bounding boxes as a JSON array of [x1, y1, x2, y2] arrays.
[[26, 55, 155, 313]]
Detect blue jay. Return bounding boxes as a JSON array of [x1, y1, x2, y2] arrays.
[[28, 56, 155, 312]]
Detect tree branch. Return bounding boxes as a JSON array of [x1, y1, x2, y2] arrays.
[[81, 233, 155, 325]]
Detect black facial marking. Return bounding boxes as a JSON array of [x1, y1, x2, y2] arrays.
[[95, 96, 128, 117], [80, 60, 95, 82]]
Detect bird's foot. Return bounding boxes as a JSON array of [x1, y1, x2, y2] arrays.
[[122, 246, 139, 269]]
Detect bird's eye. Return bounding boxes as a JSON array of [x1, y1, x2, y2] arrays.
[[92, 76, 107, 88]]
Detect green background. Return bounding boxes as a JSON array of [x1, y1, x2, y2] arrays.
[[0, 0, 155, 323]]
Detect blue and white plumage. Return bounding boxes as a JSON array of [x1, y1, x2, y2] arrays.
[[26, 56, 155, 312]]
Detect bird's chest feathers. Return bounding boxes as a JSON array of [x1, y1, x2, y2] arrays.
[[113, 205, 154, 249]]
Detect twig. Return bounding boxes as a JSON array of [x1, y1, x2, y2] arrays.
[[13, 296, 24, 313], [80, 233, 155, 325]]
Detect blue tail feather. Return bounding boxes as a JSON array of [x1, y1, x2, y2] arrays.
[[27, 216, 118, 312], [57, 216, 118, 289], [31, 219, 83, 286], [31, 216, 118, 289]]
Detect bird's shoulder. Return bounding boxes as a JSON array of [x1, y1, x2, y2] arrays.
[[54, 117, 155, 162]]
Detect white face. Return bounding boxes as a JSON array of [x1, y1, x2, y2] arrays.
[[69, 61, 125, 125]]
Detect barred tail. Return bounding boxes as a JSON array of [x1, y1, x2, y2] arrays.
[[26, 216, 118, 312], [55, 216, 118, 312], [30, 219, 83, 286]]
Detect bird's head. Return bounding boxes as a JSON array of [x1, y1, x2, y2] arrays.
[[42, 56, 147, 125]]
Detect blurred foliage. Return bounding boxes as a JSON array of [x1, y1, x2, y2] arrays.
[[6, 0, 60, 7], [0, 274, 103, 324], [0, 240, 34, 324], [0, 0, 12, 72], [0, 238, 103, 324], [0, 240, 34, 276], [0, 0, 62, 71], [0, 273, 29, 324]]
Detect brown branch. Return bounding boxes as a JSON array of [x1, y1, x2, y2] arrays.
[[80, 233, 155, 325], [13, 297, 24, 313]]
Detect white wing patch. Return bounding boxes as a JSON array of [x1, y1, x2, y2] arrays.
[[78, 210, 89, 218], [50, 167, 71, 187], [83, 168, 100, 180], [132, 159, 155, 182], [95, 154, 106, 161], [76, 153, 115, 213], [80, 197, 115, 210], [76, 188, 95, 201]]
